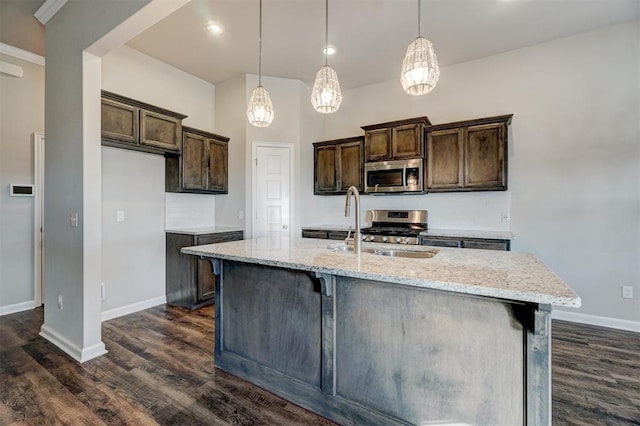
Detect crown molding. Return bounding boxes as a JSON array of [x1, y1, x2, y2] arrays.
[[34, 0, 69, 25], [0, 43, 45, 66]]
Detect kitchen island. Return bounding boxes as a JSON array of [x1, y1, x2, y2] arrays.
[[183, 237, 580, 425]]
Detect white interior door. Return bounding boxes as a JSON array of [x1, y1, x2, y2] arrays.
[[253, 145, 291, 239]]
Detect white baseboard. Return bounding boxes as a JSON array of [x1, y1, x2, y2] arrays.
[[0, 300, 40, 317], [552, 309, 640, 333], [101, 295, 167, 322], [39, 324, 108, 363]]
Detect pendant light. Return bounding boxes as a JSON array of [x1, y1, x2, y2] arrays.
[[400, 0, 440, 95], [311, 0, 342, 113], [247, 0, 274, 127]]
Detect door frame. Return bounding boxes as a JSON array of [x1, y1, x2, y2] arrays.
[[33, 132, 45, 307], [251, 142, 295, 240]]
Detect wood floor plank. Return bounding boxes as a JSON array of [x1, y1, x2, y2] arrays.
[[1, 306, 638, 425]]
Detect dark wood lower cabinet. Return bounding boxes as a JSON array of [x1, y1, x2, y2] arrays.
[[166, 230, 243, 310], [301, 229, 349, 240], [419, 235, 510, 251]]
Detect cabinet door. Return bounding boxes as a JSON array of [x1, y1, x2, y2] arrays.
[[182, 132, 207, 190], [302, 230, 329, 239], [206, 139, 228, 193], [314, 145, 338, 193], [197, 258, 216, 302], [338, 141, 363, 191], [427, 128, 464, 191], [419, 237, 462, 248], [462, 239, 509, 251], [365, 128, 392, 162], [140, 110, 182, 153], [465, 123, 506, 190], [392, 123, 423, 159], [101, 98, 139, 144]]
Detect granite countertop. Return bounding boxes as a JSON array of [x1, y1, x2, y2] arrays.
[[421, 229, 515, 240], [182, 237, 580, 308], [165, 225, 244, 236], [303, 225, 514, 240], [302, 224, 352, 231]]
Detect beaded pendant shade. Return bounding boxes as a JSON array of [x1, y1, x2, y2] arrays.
[[400, 0, 440, 95], [247, 0, 274, 127], [311, 0, 342, 113]]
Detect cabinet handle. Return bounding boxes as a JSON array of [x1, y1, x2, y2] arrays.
[[283, 225, 288, 229]]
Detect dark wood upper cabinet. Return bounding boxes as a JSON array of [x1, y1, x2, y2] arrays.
[[465, 122, 505, 189], [181, 131, 207, 190], [101, 98, 139, 144], [140, 110, 182, 153], [101, 91, 186, 155], [363, 128, 392, 161], [426, 114, 512, 192], [314, 136, 363, 195], [166, 127, 230, 194], [427, 128, 464, 190], [206, 139, 228, 193], [361, 116, 431, 162]]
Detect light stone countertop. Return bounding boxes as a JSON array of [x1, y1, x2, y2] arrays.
[[182, 237, 580, 308], [302, 225, 514, 240], [165, 225, 244, 236], [421, 229, 515, 240]]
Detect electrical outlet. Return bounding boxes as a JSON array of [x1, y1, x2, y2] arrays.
[[116, 210, 125, 222], [500, 212, 509, 223], [622, 286, 633, 299], [57, 294, 63, 310], [101, 283, 106, 301], [69, 212, 78, 228], [238, 210, 244, 220]]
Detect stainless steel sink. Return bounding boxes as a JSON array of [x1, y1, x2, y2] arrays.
[[330, 245, 437, 258], [374, 249, 438, 259], [330, 245, 376, 254]]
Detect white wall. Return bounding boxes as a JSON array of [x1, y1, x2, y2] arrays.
[[100, 45, 217, 318], [101, 147, 165, 314], [318, 21, 639, 324], [0, 51, 44, 314], [214, 74, 247, 229]]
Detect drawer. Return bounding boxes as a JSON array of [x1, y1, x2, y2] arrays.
[[462, 240, 509, 251], [196, 231, 243, 245], [302, 230, 329, 239], [419, 237, 462, 248]]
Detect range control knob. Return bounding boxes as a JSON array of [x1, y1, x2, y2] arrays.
[[395, 237, 402, 243], [403, 238, 411, 244], [382, 236, 388, 242]]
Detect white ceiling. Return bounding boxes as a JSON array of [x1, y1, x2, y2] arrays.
[[127, 0, 640, 90]]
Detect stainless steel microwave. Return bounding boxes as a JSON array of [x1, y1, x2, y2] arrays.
[[364, 158, 424, 193]]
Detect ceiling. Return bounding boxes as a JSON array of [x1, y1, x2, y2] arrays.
[[127, 0, 640, 90]]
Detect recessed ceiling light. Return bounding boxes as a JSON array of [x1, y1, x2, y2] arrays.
[[207, 21, 224, 34], [323, 45, 336, 56]]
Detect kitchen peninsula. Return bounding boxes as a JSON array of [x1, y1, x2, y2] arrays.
[[183, 237, 580, 425]]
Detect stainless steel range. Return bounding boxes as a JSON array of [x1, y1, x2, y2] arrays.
[[360, 209, 427, 245]]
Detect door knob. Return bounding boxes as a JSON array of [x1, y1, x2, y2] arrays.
[[283, 225, 288, 229]]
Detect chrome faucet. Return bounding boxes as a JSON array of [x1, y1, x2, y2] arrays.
[[344, 186, 361, 254]]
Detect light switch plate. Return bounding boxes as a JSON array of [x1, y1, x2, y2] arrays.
[[116, 211, 125, 222]]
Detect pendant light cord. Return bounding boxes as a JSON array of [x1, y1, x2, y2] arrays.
[[324, 0, 328, 66], [259, 0, 263, 85], [417, 0, 422, 37]]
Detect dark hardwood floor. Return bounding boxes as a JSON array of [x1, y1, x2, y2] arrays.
[[1, 305, 638, 425]]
